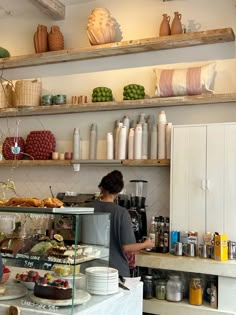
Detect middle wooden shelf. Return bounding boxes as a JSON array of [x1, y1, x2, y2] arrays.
[[0, 93, 236, 118]]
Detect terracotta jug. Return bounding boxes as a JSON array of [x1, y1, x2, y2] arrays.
[[34, 24, 48, 53], [159, 14, 171, 36], [48, 25, 64, 51], [171, 12, 183, 35]]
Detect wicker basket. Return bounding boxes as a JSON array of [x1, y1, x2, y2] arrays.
[[14, 79, 42, 107], [0, 82, 14, 108]]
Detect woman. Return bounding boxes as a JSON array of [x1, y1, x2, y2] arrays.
[[91, 170, 153, 277]]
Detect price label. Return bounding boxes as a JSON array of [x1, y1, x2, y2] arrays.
[[24, 260, 34, 268]]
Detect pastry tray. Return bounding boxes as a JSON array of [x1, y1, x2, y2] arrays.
[[0, 206, 94, 215]]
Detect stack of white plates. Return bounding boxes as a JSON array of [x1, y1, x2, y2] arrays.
[[85, 266, 119, 295]]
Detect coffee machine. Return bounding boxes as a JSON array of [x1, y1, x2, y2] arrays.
[[118, 180, 148, 242]]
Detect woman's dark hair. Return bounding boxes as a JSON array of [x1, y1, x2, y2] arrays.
[[98, 170, 124, 194]]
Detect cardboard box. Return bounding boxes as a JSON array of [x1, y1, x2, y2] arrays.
[[214, 234, 228, 261]]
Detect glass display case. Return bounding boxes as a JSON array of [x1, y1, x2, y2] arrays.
[[0, 206, 110, 315]]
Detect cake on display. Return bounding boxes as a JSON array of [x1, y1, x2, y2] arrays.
[[34, 274, 72, 300]]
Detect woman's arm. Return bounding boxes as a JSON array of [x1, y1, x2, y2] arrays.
[[123, 237, 154, 252]]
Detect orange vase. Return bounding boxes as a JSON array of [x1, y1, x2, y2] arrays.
[[48, 25, 64, 51], [34, 24, 48, 53], [171, 12, 183, 35], [159, 14, 171, 36]]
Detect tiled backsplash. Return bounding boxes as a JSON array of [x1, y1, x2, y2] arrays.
[[0, 166, 170, 222]]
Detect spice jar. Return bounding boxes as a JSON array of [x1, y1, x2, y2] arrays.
[[166, 275, 183, 302], [155, 280, 167, 300], [143, 275, 153, 299], [189, 277, 203, 305]]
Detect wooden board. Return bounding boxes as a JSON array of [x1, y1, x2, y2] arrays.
[[0, 93, 236, 117], [0, 28, 234, 69]]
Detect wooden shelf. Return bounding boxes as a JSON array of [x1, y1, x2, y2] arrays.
[[0, 159, 170, 167], [143, 299, 233, 315], [136, 252, 236, 278], [1, 93, 236, 117], [0, 28, 234, 70]]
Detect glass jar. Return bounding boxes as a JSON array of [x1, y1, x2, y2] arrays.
[[155, 280, 167, 300], [143, 275, 153, 299], [189, 277, 203, 305], [166, 275, 183, 302]]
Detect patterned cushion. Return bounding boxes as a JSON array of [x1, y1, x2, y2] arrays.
[[154, 62, 216, 97]]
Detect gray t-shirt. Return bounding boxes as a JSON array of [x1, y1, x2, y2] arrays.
[[90, 200, 136, 277]]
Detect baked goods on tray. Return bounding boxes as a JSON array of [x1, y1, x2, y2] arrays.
[[4, 197, 43, 207], [2, 197, 63, 208]]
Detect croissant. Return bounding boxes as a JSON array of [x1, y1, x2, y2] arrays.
[[4, 197, 43, 207], [42, 198, 64, 208]]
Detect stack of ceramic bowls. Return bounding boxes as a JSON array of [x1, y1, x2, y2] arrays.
[[85, 266, 119, 295]]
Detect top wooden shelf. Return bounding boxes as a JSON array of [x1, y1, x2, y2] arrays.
[[0, 28, 234, 70]]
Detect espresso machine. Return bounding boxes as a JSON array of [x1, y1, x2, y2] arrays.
[[118, 180, 148, 242]]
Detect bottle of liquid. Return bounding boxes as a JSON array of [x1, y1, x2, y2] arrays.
[[163, 217, 170, 253], [156, 216, 164, 252], [148, 216, 156, 252]]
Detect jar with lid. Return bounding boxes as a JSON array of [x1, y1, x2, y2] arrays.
[[166, 275, 183, 302], [189, 277, 203, 305], [143, 275, 153, 299], [155, 279, 167, 300]]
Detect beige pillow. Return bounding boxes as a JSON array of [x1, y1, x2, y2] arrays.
[[154, 62, 216, 97]]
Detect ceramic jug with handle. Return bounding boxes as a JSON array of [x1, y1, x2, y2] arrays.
[[171, 12, 183, 35]]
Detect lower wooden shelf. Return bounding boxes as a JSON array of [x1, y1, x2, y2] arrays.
[[143, 298, 234, 315], [0, 159, 170, 167]]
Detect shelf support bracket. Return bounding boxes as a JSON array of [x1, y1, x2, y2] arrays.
[[30, 0, 65, 20]]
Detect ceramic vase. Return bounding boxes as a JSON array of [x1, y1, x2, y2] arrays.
[[171, 12, 183, 35], [159, 14, 171, 36], [48, 25, 64, 51], [87, 8, 117, 45], [34, 24, 48, 53]]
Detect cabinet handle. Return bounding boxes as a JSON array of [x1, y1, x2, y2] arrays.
[[201, 179, 206, 190]]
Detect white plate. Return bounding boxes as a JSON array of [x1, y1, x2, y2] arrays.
[[30, 289, 91, 306], [0, 284, 28, 300], [85, 267, 118, 277], [87, 287, 119, 295]]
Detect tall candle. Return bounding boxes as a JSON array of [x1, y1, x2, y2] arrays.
[[73, 127, 80, 160], [118, 126, 127, 160], [166, 122, 172, 159], [128, 128, 135, 160], [106, 132, 114, 160], [134, 124, 142, 159], [89, 123, 97, 160], [150, 123, 157, 159], [142, 123, 148, 159]]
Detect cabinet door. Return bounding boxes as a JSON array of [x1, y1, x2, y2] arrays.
[[207, 124, 236, 240], [170, 126, 206, 238]]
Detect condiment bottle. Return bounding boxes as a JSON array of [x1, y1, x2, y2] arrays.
[[143, 275, 153, 299], [189, 277, 203, 305], [155, 280, 167, 300], [166, 275, 183, 302]]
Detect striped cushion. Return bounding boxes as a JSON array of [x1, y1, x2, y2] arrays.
[[154, 62, 216, 97]]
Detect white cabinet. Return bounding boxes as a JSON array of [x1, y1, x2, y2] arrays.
[[170, 122, 236, 241]]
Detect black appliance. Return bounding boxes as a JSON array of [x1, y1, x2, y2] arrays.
[[118, 180, 148, 242]]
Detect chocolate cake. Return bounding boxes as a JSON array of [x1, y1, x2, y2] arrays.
[[34, 279, 72, 300]]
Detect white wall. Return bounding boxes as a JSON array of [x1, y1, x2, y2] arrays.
[[0, 0, 235, 223]]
